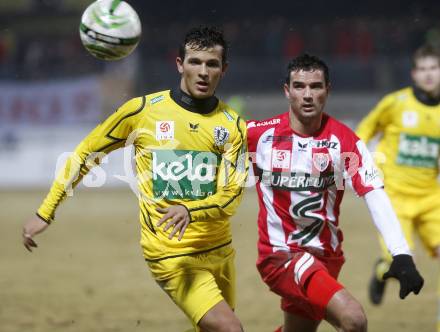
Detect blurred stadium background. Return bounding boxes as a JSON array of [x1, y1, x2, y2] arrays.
[[1, 0, 439, 331]]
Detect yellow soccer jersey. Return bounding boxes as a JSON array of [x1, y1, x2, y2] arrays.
[[37, 90, 248, 261], [356, 87, 440, 195]]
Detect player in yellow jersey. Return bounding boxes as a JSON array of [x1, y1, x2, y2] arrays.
[[356, 45, 440, 328], [21, 26, 248, 332]]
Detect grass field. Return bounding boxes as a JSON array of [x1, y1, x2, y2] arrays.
[[1, 188, 437, 331]]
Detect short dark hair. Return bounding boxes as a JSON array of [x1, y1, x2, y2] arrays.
[[412, 45, 440, 68], [285, 54, 330, 86], [179, 25, 228, 65]]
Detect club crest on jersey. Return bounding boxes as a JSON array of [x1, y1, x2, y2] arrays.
[[312, 153, 330, 172], [156, 121, 174, 140], [402, 111, 418, 127], [214, 126, 230, 146], [272, 149, 291, 169]]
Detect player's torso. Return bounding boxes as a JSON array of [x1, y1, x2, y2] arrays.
[[133, 90, 238, 258], [250, 113, 346, 258], [378, 88, 440, 194]]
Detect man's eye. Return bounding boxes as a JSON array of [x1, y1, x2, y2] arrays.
[[207, 61, 220, 68]]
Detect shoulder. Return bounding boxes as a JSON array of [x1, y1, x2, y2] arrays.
[[115, 95, 147, 117], [145, 90, 170, 106], [246, 113, 287, 152], [217, 101, 244, 124], [323, 114, 359, 149], [246, 112, 286, 134], [118, 90, 170, 115], [216, 101, 247, 137], [377, 87, 411, 108]]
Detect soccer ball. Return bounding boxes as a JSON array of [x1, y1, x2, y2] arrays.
[[79, 0, 142, 61]]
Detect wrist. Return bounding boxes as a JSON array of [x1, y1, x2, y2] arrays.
[[178, 204, 193, 223], [36, 212, 51, 225]]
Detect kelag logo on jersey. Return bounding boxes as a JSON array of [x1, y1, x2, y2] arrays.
[[152, 150, 220, 199], [397, 134, 440, 168]]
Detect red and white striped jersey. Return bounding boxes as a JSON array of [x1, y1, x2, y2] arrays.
[[247, 112, 383, 259]]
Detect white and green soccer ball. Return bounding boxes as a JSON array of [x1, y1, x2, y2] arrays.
[[79, 0, 141, 61]]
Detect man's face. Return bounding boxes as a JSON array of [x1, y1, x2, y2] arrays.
[[176, 44, 227, 99], [412, 56, 440, 94], [284, 69, 329, 121]]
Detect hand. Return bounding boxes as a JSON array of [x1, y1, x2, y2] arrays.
[[22, 215, 49, 252], [156, 205, 191, 241], [383, 254, 424, 299]]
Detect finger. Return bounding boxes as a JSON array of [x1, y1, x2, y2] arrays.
[[157, 212, 173, 226], [156, 207, 168, 214], [24, 242, 32, 252], [23, 234, 37, 247], [410, 278, 423, 295], [414, 278, 424, 294], [168, 220, 183, 240], [399, 281, 409, 299], [23, 238, 37, 252], [178, 219, 189, 241], [164, 215, 181, 232], [382, 271, 392, 280]]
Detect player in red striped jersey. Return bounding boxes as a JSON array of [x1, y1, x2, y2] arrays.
[[247, 54, 424, 332]]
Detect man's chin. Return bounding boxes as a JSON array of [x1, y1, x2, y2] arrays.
[[300, 110, 320, 118], [419, 83, 439, 93], [192, 90, 213, 99]]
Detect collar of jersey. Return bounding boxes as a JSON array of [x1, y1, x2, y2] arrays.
[[170, 88, 219, 114], [412, 86, 440, 106]]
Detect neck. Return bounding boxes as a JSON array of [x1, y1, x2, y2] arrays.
[[413, 85, 440, 106], [170, 87, 218, 114], [289, 110, 322, 136]]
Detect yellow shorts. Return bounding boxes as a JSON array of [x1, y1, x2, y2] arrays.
[[380, 188, 440, 258], [147, 243, 236, 329]]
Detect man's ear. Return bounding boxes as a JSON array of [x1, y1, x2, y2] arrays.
[[221, 62, 229, 77], [176, 57, 184, 74], [283, 83, 290, 99], [410, 69, 417, 82]]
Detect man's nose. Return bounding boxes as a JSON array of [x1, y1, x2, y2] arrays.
[[304, 87, 312, 99], [199, 64, 208, 77]]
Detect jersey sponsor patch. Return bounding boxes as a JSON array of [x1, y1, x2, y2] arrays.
[[263, 135, 294, 143], [402, 111, 418, 127], [150, 95, 165, 105], [222, 109, 234, 121], [272, 149, 291, 169], [156, 121, 174, 140], [288, 194, 325, 248], [261, 170, 335, 192], [397, 133, 440, 168], [247, 118, 281, 129], [310, 139, 339, 149], [363, 167, 380, 185], [151, 150, 220, 199]]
